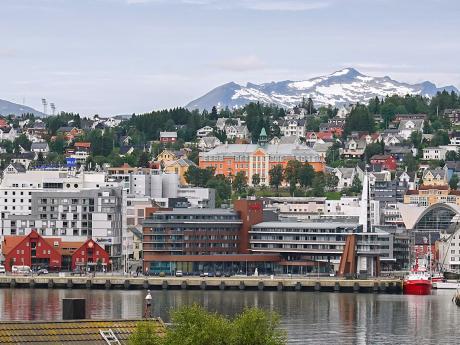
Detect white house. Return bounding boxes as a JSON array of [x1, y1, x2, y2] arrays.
[[336, 106, 350, 119], [198, 136, 222, 151], [333, 167, 356, 190], [279, 118, 307, 137], [196, 126, 214, 138], [225, 125, 250, 140], [423, 147, 448, 160], [31, 142, 50, 156], [0, 127, 18, 142], [398, 119, 424, 140]]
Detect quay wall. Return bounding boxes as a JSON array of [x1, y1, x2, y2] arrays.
[[0, 275, 403, 293]]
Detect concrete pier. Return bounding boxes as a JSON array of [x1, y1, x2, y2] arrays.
[[0, 275, 403, 293]]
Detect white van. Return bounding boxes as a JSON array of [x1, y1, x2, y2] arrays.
[[12, 265, 31, 275], [0, 265, 5, 274]]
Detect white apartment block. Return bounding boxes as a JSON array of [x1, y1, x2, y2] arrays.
[[0, 169, 126, 268]]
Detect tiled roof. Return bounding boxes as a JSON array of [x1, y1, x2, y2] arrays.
[[0, 319, 165, 345]]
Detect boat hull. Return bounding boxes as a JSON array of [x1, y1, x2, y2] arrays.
[[443, 271, 460, 280], [403, 280, 432, 295]]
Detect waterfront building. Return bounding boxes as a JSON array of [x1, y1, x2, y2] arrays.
[[199, 131, 324, 186], [250, 222, 388, 275], [1, 230, 109, 271], [0, 169, 125, 268], [142, 199, 278, 275]]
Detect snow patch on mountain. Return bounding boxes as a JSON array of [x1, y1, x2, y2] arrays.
[[186, 68, 459, 110]]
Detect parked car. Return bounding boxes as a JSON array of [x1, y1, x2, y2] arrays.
[[37, 268, 49, 276], [0, 265, 6, 274], [175, 270, 183, 277], [224, 272, 232, 277], [215, 271, 222, 277], [12, 265, 31, 275]]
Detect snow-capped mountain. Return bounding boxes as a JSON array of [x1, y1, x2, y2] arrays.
[[186, 68, 458, 110]]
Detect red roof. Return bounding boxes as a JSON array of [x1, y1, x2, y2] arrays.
[[75, 142, 91, 148], [2, 236, 26, 256]]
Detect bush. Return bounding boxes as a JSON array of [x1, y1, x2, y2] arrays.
[[129, 305, 287, 345]]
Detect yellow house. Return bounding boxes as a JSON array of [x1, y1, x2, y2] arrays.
[[163, 158, 196, 185], [156, 149, 179, 163], [421, 168, 448, 187], [404, 185, 460, 206]]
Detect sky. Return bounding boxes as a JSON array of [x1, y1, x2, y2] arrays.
[[1, 0, 459, 116]]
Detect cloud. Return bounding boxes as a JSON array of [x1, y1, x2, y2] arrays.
[[0, 48, 17, 58], [211, 55, 267, 72], [125, 0, 330, 11]]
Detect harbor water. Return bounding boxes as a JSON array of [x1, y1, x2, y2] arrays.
[[0, 288, 459, 344]]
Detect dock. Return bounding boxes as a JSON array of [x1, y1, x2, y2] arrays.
[[0, 275, 402, 293]]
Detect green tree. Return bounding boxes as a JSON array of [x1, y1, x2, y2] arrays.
[[231, 308, 287, 345], [431, 130, 450, 146], [49, 135, 67, 154], [13, 134, 32, 151], [252, 173, 260, 186], [284, 160, 302, 195], [450, 174, 460, 190], [128, 321, 165, 345], [364, 143, 384, 163], [184, 166, 215, 187], [206, 175, 231, 207], [137, 151, 150, 168], [403, 154, 418, 173], [298, 164, 315, 188], [350, 175, 362, 194], [163, 304, 232, 345], [129, 305, 287, 345], [36, 152, 45, 166], [325, 173, 339, 191], [233, 171, 248, 194], [311, 173, 326, 197], [269, 165, 283, 193], [445, 150, 460, 161], [344, 104, 375, 135], [325, 142, 341, 165]]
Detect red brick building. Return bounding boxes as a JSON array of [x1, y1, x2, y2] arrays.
[[370, 154, 397, 171], [71, 239, 110, 270]]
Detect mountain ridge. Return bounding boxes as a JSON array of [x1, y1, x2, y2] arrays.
[[186, 68, 459, 110], [0, 98, 45, 117]]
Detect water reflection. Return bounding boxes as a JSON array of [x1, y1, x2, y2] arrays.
[[0, 289, 459, 344]]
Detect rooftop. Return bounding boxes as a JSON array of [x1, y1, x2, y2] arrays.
[[0, 319, 165, 345]]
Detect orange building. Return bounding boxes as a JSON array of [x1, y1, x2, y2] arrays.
[[199, 130, 324, 186]]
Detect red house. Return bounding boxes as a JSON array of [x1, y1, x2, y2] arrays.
[[159, 131, 177, 143], [370, 154, 397, 171], [71, 239, 110, 271], [1, 230, 62, 271]]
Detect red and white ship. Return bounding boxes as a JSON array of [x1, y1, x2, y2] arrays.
[[403, 263, 432, 295]]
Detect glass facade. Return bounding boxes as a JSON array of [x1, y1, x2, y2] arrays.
[[413, 205, 457, 232]]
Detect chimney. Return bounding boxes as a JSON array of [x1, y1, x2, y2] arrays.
[[62, 298, 86, 320]]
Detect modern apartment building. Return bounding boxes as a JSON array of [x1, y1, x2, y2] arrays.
[[250, 222, 389, 275], [0, 169, 125, 268], [142, 199, 278, 275]]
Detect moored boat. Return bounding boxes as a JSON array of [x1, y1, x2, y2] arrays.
[[430, 272, 444, 283], [403, 271, 432, 295], [443, 271, 460, 281]]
